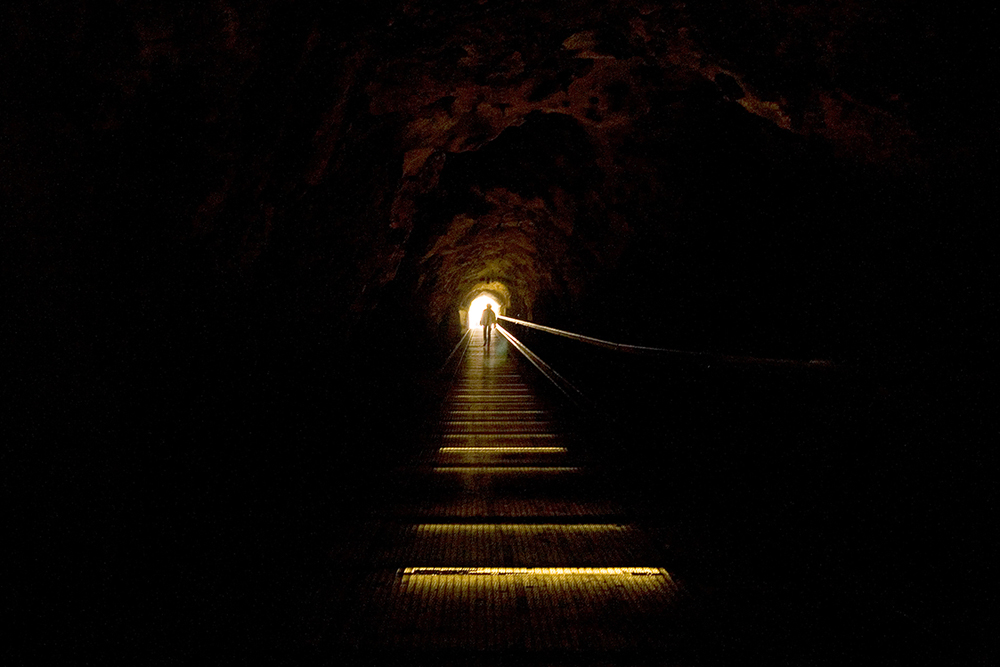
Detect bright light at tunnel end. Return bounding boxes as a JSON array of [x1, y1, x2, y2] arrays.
[[468, 294, 501, 330]]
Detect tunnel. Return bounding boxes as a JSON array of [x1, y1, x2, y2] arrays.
[[5, 1, 995, 665], [465, 291, 503, 331]]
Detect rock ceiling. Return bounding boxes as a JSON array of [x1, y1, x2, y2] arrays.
[[335, 0, 957, 327], [5, 0, 992, 347]]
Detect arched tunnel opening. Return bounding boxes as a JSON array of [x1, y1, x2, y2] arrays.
[[464, 289, 505, 331], [5, 1, 994, 664], [412, 110, 610, 337]]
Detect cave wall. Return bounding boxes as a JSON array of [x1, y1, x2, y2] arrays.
[[4, 1, 993, 477], [5, 2, 993, 363], [4, 1, 995, 661]]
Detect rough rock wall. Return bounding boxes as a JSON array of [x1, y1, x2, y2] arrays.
[[5, 5, 993, 662], [4, 0, 993, 358]]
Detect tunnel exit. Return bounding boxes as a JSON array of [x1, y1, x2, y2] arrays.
[[468, 294, 501, 331]]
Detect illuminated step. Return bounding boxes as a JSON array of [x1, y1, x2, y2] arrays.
[[401, 494, 621, 518], [350, 566, 685, 652], [452, 380, 530, 384], [387, 524, 659, 566], [440, 433, 560, 439], [445, 403, 544, 411], [451, 393, 533, 397], [438, 446, 566, 453], [452, 388, 533, 393], [437, 422, 558, 435], [432, 466, 581, 473], [451, 388, 533, 394], [433, 447, 569, 466], [447, 398, 541, 404], [401, 566, 668, 576], [445, 410, 547, 415], [437, 420, 556, 428], [443, 412, 550, 422], [449, 394, 535, 400], [445, 391, 539, 404]]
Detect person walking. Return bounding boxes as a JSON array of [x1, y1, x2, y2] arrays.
[[480, 303, 497, 347]]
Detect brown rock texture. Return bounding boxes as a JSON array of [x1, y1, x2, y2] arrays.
[[6, 0, 991, 345], [5, 2, 994, 665]]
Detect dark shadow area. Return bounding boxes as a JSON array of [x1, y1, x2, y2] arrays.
[[502, 320, 994, 666], [7, 276, 448, 663], [4, 1, 994, 664]]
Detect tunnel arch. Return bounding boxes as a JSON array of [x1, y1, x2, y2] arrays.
[[458, 280, 511, 330], [414, 112, 618, 336], [466, 294, 501, 331]]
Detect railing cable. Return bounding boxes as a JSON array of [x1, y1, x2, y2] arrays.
[[439, 328, 472, 379], [496, 325, 592, 411], [498, 315, 833, 369]]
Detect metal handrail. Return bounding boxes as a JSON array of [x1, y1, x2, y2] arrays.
[[439, 328, 472, 377], [496, 325, 591, 410], [497, 315, 833, 369]]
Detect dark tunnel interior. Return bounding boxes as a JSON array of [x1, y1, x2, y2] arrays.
[[4, 1, 996, 664]]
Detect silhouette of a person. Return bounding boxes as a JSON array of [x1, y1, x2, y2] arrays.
[[480, 303, 497, 347]]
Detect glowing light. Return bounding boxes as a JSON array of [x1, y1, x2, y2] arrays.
[[400, 567, 668, 577], [468, 294, 501, 331], [438, 447, 567, 453]]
